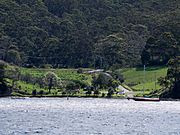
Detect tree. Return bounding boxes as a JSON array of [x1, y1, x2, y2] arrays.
[[43, 72, 61, 93], [160, 56, 180, 98], [6, 66, 20, 89], [0, 60, 8, 95], [167, 57, 180, 82], [141, 50, 150, 65], [0, 36, 14, 61], [6, 49, 21, 65], [156, 32, 178, 64], [92, 73, 113, 89], [92, 72, 120, 91], [94, 34, 124, 68], [0, 0, 179, 68], [107, 87, 114, 98], [142, 33, 178, 66], [0, 36, 21, 65], [41, 37, 60, 65], [65, 81, 79, 95], [112, 70, 124, 83]]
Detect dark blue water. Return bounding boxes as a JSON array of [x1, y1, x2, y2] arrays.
[[0, 98, 180, 135]]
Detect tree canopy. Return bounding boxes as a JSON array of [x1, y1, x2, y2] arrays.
[[0, 60, 8, 95], [0, 0, 179, 68], [160, 57, 180, 98]]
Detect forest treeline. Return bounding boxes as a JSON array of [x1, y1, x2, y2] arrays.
[[0, 0, 179, 68]]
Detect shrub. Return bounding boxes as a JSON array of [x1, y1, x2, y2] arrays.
[[38, 90, 44, 96], [102, 93, 105, 97], [85, 90, 92, 96], [62, 91, 66, 95], [77, 68, 83, 73], [32, 89, 36, 96], [94, 89, 100, 96]]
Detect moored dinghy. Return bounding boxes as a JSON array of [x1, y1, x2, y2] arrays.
[[132, 97, 160, 102]]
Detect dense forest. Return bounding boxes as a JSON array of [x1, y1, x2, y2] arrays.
[[0, 0, 179, 68]]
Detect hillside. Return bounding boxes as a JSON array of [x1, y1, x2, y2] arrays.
[[119, 66, 168, 95], [0, 0, 179, 68]]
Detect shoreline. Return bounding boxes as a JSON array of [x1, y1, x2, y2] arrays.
[[1, 95, 180, 101], [9, 95, 126, 99]]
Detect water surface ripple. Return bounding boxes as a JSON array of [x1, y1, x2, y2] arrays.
[[0, 98, 180, 135]]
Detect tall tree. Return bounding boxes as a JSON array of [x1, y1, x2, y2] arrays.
[[0, 60, 8, 95], [142, 32, 178, 66], [160, 56, 180, 98]]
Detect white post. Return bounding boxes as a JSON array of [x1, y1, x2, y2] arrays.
[[143, 65, 146, 94]]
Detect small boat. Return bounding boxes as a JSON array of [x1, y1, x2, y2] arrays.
[[132, 97, 160, 102]]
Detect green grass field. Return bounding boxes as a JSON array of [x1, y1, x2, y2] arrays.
[[119, 66, 168, 92], [5, 64, 168, 97], [20, 68, 92, 85], [5, 67, 93, 96]]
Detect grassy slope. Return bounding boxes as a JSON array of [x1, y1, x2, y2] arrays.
[[12, 68, 125, 97], [6, 67, 92, 96], [6, 65, 167, 97], [120, 67, 167, 92], [20, 68, 92, 85]]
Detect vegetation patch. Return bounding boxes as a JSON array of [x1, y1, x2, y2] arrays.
[[119, 67, 167, 93]]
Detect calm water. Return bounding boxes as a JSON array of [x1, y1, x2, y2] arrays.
[[0, 98, 180, 135]]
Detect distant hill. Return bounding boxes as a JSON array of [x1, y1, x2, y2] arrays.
[[0, 0, 179, 68]]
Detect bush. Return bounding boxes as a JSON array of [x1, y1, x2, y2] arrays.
[[94, 89, 100, 96], [0, 60, 8, 95], [6, 50, 21, 65], [32, 89, 37, 96], [17, 90, 27, 95], [102, 93, 105, 97], [38, 90, 44, 96], [62, 91, 66, 95], [77, 68, 83, 73], [107, 88, 114, 98], [85, 90, 92, 96], [73, 80, 87, 88]]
